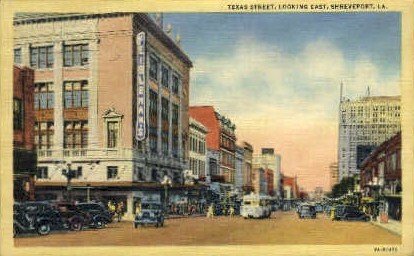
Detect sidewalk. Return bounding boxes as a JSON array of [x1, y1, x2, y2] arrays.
[[370, 218, 402, 236], [165, 213, 206, 219]]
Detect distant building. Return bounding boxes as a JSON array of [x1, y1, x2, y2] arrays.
[[241, 142, 254, 194], [338, 85, 401, 180], [234, 145, 244, 195], [252, 168, 266, 195], [188, 117, 208, 182], [282, 176, 298, 200], [360, 132, 401, 221], [265, 169, 274, 196], [189, 106, 237, 184], [253, 148, 282, 198], [13, 65, 36, 201]]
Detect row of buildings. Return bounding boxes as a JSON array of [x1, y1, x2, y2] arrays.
[[12, 13, 300, 220], [331, 84, 402, 221]]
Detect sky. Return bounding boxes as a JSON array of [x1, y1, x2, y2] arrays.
[[163, 13, 401, 191]]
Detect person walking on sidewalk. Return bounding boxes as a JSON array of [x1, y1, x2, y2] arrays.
[[116, 201, 124, 222], [207, 204, 214, 218]]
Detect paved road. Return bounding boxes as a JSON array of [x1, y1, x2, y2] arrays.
[[14, 211, 401, 246]]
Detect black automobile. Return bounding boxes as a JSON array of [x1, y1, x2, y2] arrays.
[[76, 202, 113, 225], [13, 202, 64, 237], [134, 203, 164, 228], [340, 206, 370, 222], [53, 202, 108, 230], [297, 204, 317, 219]]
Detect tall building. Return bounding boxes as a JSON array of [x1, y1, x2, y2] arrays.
[[264, 169, 274, 196], [234, 145, 244, 195], [252, 168, 267, 195], [14, 13, 192, 218], [338, 85, 401, 180], [329, 162, 339, 189], [253, 148, 282, 198], [13, 65, 37, 201], [188, 117, 207, 181], [189, 106, 237, 184]]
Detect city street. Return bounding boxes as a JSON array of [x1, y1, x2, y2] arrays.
[[14, 211, 400, 246]]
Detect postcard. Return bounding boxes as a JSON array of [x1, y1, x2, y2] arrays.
[[0, 0, 413, 255]]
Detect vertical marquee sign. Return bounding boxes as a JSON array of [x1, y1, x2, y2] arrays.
[[136, 32, 146, 141]]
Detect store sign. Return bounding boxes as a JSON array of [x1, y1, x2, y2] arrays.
[[136, 32, 146, 141]]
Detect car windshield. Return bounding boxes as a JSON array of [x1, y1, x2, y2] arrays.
[[141, 203, 161, 210], [78, 204, 103, 211]]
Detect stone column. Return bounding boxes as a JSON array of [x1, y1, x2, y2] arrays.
[[157, 62, 162, 156], [168, 71, 173, 157], [178, 79, 183, 160], [21, 43, 30, 66], [53, 41, 64, 158], [88, 40, 99, 150], [126, 193, 134, 221]]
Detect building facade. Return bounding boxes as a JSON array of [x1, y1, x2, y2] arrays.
[[14, 13, 192, 218], [241, 142, 253, 194], [189, 106, 237, 184], [329, 162, 339, 189], [252, 148, 282, 198], [282, 176, 298, 200], [338, 90, 401, 180], [188, 117, 207, 182], [13, 65, 37, 201], [252, 167, 267, 195], [264, 169, 274, 196], [360, 132, 401, 220], [234, 145, 244, 195]]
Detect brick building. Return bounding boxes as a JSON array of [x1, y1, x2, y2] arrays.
[[189, 106, 237, 184], [13, 65, 36, 201], [265, 169, 274, 196], [360, 132, 401, 220]]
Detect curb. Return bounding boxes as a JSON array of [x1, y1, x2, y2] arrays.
[[369, 221, 402, 236]]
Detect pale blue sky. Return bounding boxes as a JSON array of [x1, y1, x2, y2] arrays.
[[160, 13, 401, 190]]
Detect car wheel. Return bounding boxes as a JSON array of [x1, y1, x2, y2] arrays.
[[37, 223, 51, 236], [70, 220, 83, 231], [95, 219, 104, 229]]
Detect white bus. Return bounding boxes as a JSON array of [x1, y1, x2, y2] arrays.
[[240, 194, 272, 219]]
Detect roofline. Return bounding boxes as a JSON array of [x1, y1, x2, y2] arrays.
[[14, 12, 192, 67]]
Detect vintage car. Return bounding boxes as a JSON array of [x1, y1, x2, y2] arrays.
[[13, 202, 64, 237], [297, 204, 317, 219], [76, 202, 113, 226], [134, 203, 164, 228], [338, 206, 370, 222]]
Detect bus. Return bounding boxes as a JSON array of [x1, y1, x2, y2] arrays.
[[240, 194, 272, 219]]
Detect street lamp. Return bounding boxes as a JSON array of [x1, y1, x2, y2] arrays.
[[161, 175, 172, 214], [61, 161, 77, 202]]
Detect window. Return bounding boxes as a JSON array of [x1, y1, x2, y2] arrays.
[[14, 48, 21, 64], [64, 121, 88, 148], [13, 99, 23, 130], [149, 89, 158, 153], [172, 74, 180, 94], [64, 44, 89, 67], [161, 98, 169, 155], [74, 167, 83, 179], [36, 167, 48, 179], [172, 104, 179, 157], [34, 83, 54, 110], [34, 122, 54, 149], [64, 81, 88, 108], [161, 65, 169, 88], [107, 166, 118, 180], [149, 56, 158, 81], [30, 46, 53, 68], [107, 121, 119, 148]]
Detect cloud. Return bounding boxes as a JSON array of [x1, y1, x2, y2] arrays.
[[189, 37, 399, 191]]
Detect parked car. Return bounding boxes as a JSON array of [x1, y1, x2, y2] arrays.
[[340, 206, 370, 222], [314, 204, 323, 213], [13, 202, 64, 237], [134, 203, 164, 228], [76, 202, 113, 226], [53, 202, 108, 230], [297, 204, 316, 219]]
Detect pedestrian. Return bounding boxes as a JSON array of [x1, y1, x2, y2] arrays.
[[207, 204, 214, 218], [116, 201, 124, 222], [229, 206, 235, 217], [135, 202, 142, 216], [108, 200, 116, 220]]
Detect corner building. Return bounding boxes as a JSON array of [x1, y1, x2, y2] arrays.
[[13, 13, 192, 218]]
